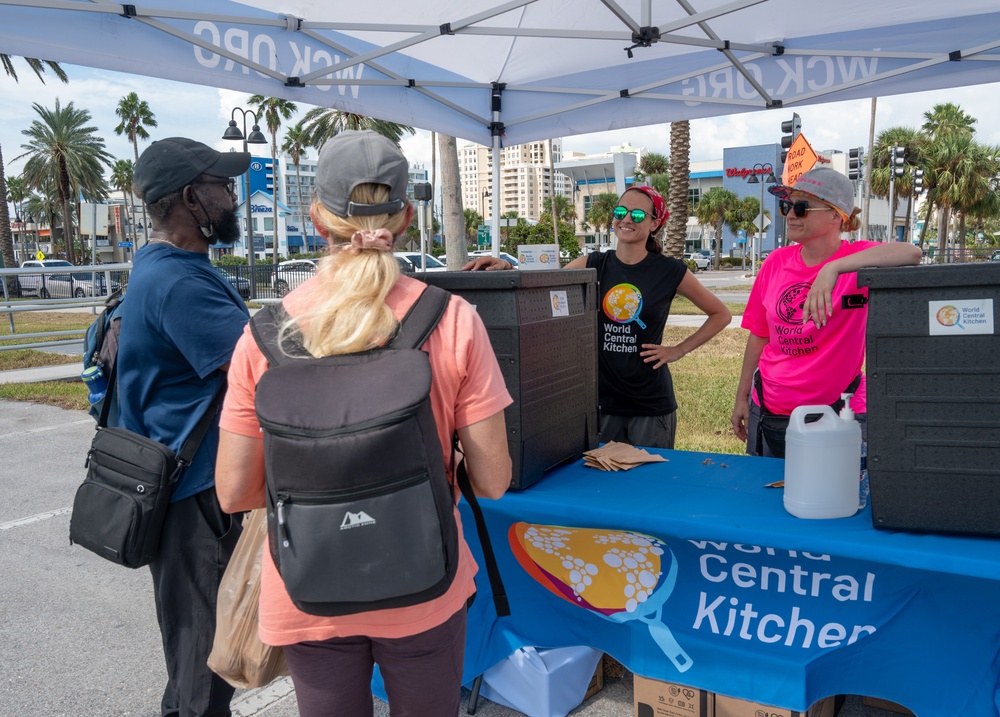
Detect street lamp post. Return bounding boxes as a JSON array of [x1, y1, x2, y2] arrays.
[[746, 162, 777, 278], [222, 107, 267, 299], [24, 213, 37, 263]]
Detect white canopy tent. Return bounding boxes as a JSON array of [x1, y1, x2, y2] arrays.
[[3, 0, 1000, 243]]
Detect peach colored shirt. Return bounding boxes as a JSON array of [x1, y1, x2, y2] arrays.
[[220, 274, 512, 645]]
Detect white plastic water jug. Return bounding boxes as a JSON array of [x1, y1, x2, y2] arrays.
[[783, 405, 862, 519]]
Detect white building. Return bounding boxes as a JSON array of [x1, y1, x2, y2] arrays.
[[460, 140, 569, 222]]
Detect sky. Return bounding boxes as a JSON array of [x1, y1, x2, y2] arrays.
[[4, 63, 1000, 199]]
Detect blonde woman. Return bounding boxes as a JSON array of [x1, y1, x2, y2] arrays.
[[215, 130, 512, 716]]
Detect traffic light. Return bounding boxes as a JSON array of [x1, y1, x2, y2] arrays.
[[780, 113, 801, 164], [848, 147, 864, 180], [913, 168, 925, 195], [891, 145, 907, 178]]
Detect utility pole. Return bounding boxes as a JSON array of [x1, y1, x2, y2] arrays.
[[862, 97, 876, 241]]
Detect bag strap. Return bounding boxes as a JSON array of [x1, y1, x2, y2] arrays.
[[175, 377, 228, 468], [249, 304, 299, 367], [389, 285, 450, 350], [454, 438, 511, 618]]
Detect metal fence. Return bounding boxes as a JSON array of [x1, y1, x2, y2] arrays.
[[0, 260, 303, 353], [0, 263, 131, 353]]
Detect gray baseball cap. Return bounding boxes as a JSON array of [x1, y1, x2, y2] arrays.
[[316, 130, 409, 217], [134, 137, 250, 204], [769, 167, 858, 218]]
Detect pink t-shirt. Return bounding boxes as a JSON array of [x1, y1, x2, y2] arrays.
[[741, 240, 879, 416], [220, 274, 512, 645]]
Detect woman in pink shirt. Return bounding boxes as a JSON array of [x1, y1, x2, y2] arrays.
[[731, 167, 921, 458], [215, 131, 512, 717]]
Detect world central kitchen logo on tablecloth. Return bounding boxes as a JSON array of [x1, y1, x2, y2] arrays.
[[509, 523, 889, 675]]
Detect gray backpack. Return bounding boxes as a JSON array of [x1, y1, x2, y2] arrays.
[[250, 286, 508, 618]]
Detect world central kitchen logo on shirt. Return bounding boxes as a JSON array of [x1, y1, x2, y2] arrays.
[[602, 284, 645, 353]]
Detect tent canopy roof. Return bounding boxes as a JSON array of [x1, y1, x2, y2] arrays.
[[3, 1, 999, 145]]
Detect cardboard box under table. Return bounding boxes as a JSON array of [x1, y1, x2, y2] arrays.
[[858, 263, 1000, 536], [422, 269, 598, 489]]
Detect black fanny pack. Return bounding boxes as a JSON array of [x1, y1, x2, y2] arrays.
[[753, 371, 861, 459]]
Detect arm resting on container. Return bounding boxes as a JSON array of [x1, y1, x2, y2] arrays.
[[804, 242, 922, 327]]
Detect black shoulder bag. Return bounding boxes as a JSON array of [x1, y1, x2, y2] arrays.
[[69, 362, 227, 569]]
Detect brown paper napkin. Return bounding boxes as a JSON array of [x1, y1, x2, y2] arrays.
[[582, 441, 668, 471]]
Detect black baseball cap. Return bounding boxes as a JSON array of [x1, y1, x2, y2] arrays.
[[134, 137, 251, 204]]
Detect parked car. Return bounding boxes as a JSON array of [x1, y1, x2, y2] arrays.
[[214, 266, 251, 300], [393, 252, 447, 272], [37, 272, 122, 299], [271, 259, 318, 296], [16, 259, 73, 297], [684, 252, 711, 272], [991, 250, 1000, 262]]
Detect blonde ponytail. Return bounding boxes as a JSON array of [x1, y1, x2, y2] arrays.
[[279, 184, 410, 357]]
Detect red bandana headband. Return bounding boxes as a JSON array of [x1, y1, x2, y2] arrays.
[[626, 186, 669, 230]]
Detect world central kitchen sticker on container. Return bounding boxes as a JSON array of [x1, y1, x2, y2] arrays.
[[928, 299, 994, 336]]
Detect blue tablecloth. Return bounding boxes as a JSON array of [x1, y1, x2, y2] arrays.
[[460, 449, 1000, 716]]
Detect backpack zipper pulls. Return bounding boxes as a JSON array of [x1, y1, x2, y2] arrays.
[[276, 500, 290, 547]]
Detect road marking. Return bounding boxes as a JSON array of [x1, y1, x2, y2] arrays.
[[232, 677, 295, 716], [1, 418, 94, 439], [0, 506, 72, 531]]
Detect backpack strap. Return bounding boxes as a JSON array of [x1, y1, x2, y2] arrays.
[[390, 285, 451, 350], [454, 438, 511, 618], [249, 303, 305, 367], [250, 285, 450, 365]]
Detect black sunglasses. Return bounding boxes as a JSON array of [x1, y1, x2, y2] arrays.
[[194, 178, 237, 194], [778, 199, 834, 218], [613, 206, 651, 223]]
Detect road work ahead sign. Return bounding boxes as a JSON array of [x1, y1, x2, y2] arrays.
[[782, 134, 819, 187]]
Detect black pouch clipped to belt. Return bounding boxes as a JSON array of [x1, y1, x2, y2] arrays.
[[69, 366, 226, 569], [753, 372, 861, 459]]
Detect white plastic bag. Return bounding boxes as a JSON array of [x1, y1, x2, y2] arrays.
[[480, 646, 603, 717]]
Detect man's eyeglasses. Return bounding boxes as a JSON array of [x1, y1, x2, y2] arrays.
[[778, 199, 835, 218], [613, 206, 650, 223], [194, 178, 237, 194]]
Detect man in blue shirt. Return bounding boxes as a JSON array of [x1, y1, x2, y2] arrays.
[[121, 137, 250, 717]]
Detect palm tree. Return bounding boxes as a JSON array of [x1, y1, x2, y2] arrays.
[[113, 92, 157, 247], [17, 99, 113, 264], [636, 151, 669, 182], [0, 55, 67, 290], [665, 121, 690, 258], [281, 121, 311, 251], [926, 136, 1000, 259], [694, 187, 741, 269], [249, 95, 297, 264], [464, 209, 484, 244], [109, 159, 136, 251], [299, 108, 415, 148], [542, 195, 577, 225], [920, 103, 980, 255], [439, 135, 465, 267], [584, 192, 620, 245], [6, 176, 29, 267]]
